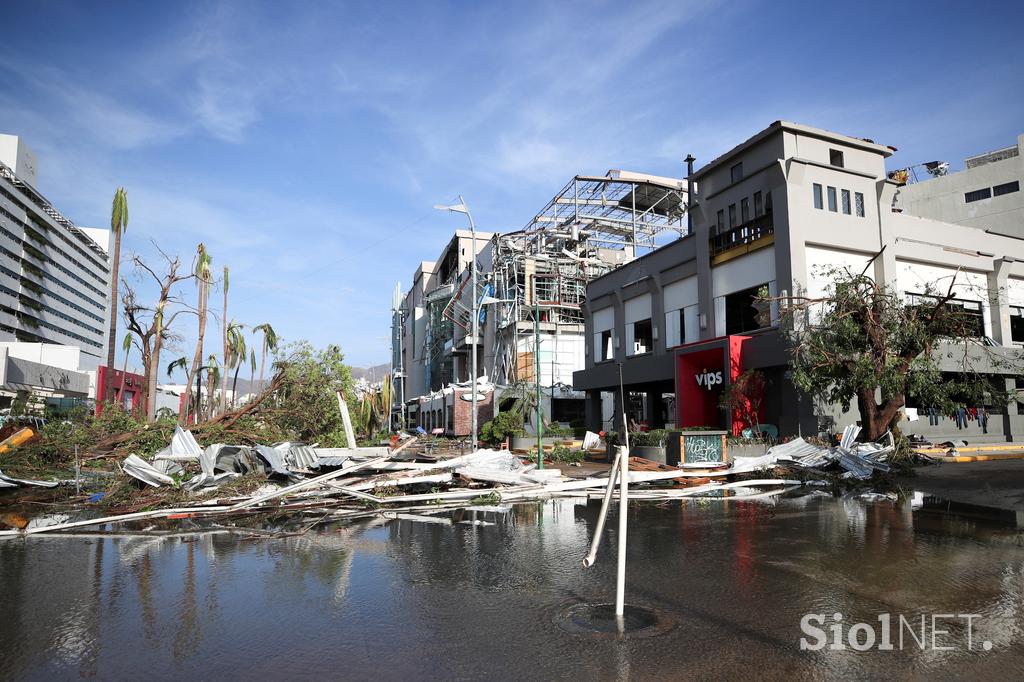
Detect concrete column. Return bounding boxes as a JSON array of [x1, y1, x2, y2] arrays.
[[988, 258, 1012, 345], [585, 389, 603, 432]]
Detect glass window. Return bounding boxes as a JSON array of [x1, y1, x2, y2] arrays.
[[1011, 307, 1024, 344], [827, 186, 837, 212], [754, 191, 763, 217], [965, 188, 991, 203], [728, 204, 737, 228], [629, 319, 653, 355], [730, 162, 743, 184], [765, 191, 772, 213], [829, 149, 844, 168], [841, 189, 851, 215], [716, 209, 724, 233], [740, 198, 750, 223], [855, 192, 865, 217], [813, 184, 823, 210], [994, 181, 1020, 197]]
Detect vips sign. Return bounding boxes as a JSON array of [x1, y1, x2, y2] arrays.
[[674, 335, 756, 435], [695, 369, 723, 390]]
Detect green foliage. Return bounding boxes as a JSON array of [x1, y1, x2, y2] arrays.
[[629, 428, 669, 447], [544, 423, 573, 438], [480, 410, 526, 444], [780, 265, 1018, 439], [547, 443, 584, 464], [270, 341, 356, 443]]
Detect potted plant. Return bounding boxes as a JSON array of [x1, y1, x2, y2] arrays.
[[629, 428, 669, 463]]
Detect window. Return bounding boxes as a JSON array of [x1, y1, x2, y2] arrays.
[[907, 293, 985, 338], [994, 181, 1020, 197], [765, 190, 772, 213], [740, 197, 750, 223], [754, 191, 763, 217], [855, 192, 865, 217], [841, 189, 851, 215], [596, 329, 612, 361], [827, 186, 837, 212], [728, 204, 737, 228], [1011, 306, 1024, 344], [725, 283, 770, 335], [965, 188, 991, 203], [730, 162, 743, 184], [813, 183, 823, 210], [629, 319, 653, 355], [716, 209, 725, 233], [829, 149, 845, 168]]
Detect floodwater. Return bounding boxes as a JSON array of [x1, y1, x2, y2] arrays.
[[1, 492, 1022, 681]]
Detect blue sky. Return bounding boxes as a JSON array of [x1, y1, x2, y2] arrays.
[[2, 0, 1022, 372]]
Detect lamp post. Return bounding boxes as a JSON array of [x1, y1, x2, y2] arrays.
[[534, 280, 543, 470], [434, 196, 479, 449]]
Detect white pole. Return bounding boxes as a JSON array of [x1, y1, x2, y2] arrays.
[[615, 363, 630, 620], [615, 443, 629, 619], [463, 194, 479, 450]]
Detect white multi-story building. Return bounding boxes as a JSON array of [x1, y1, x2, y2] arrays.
[[0, 135, 111, 371], [574, 121, 1024, 443]]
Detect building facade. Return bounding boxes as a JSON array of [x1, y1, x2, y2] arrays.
[[0, 135, 111, 370], [896, 133, 1023, 240], [392, 171, 688, 436], [573, 121, 1024, 443]]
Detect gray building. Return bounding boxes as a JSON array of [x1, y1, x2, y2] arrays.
[[0, 135, 111, 370], [897, 133, 1023, 240], [392, 171, 688, 435], [573, 121, 1024, 443]]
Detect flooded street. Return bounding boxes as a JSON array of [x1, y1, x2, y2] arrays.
[[1, 493, 1022, 681]]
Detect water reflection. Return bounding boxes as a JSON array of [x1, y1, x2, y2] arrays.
[[0, 491, 1021, 680]]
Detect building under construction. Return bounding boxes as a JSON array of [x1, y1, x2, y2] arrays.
[[392, 170, 688, 435]]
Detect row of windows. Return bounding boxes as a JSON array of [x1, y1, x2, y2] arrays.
[[0, 281, 103, 336], [813, 183, 865, 217], [0, 185, 110, 274], [0, 204, 110, 289], [0, 243, 106, 312], [716, 190, 772, 233], [0, 219, 108, 299], [0, 263, 105, 324], [965, 180, 1020, 203], [0, 304, 102, 349]]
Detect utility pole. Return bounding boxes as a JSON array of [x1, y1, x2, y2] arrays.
[[685, 154, 696, 236], [534, 277, 543, 470], [433, 197, 479, 449]]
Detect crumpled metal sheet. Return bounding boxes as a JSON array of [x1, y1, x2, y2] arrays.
[[253, 445, 298, 478], [153, 426, 204, 462], [285, 444, 320, 471], [0, 469, 59, 488], [123, 454, 175, 487]]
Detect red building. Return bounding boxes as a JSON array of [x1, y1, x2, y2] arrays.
[[96, 366, 145, 414]]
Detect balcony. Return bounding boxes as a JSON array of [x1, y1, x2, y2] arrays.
[[709, 213, 774, 264]]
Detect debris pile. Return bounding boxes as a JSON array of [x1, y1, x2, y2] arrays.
[[731, 425, 894, 480], [0, 424, 828, 536]]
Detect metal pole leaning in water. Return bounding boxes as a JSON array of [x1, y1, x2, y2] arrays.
[[582, 445, 623, 567]]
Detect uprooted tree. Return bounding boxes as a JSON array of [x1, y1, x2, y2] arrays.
[[773, 260, 1018, 441]]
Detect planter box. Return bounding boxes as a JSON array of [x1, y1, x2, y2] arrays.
[[666, 430, 729, 466], [631, 445, 666, 464]]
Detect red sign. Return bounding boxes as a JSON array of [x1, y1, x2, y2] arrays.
[[674, 335, 761, 435]]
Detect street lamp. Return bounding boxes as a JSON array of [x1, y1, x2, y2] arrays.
[[483, 285, 542, 470], [434, 196, 480, 450]]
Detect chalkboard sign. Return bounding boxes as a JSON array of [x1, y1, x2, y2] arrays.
[[676, 431, 728, 466]]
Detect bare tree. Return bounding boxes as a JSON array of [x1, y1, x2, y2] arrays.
[[121, 248, 192, 421]]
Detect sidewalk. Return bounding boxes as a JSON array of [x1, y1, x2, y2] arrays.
[[898, 459, 1024, 511]]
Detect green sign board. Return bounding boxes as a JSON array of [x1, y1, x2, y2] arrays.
[[679, 431, 728, 465]]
